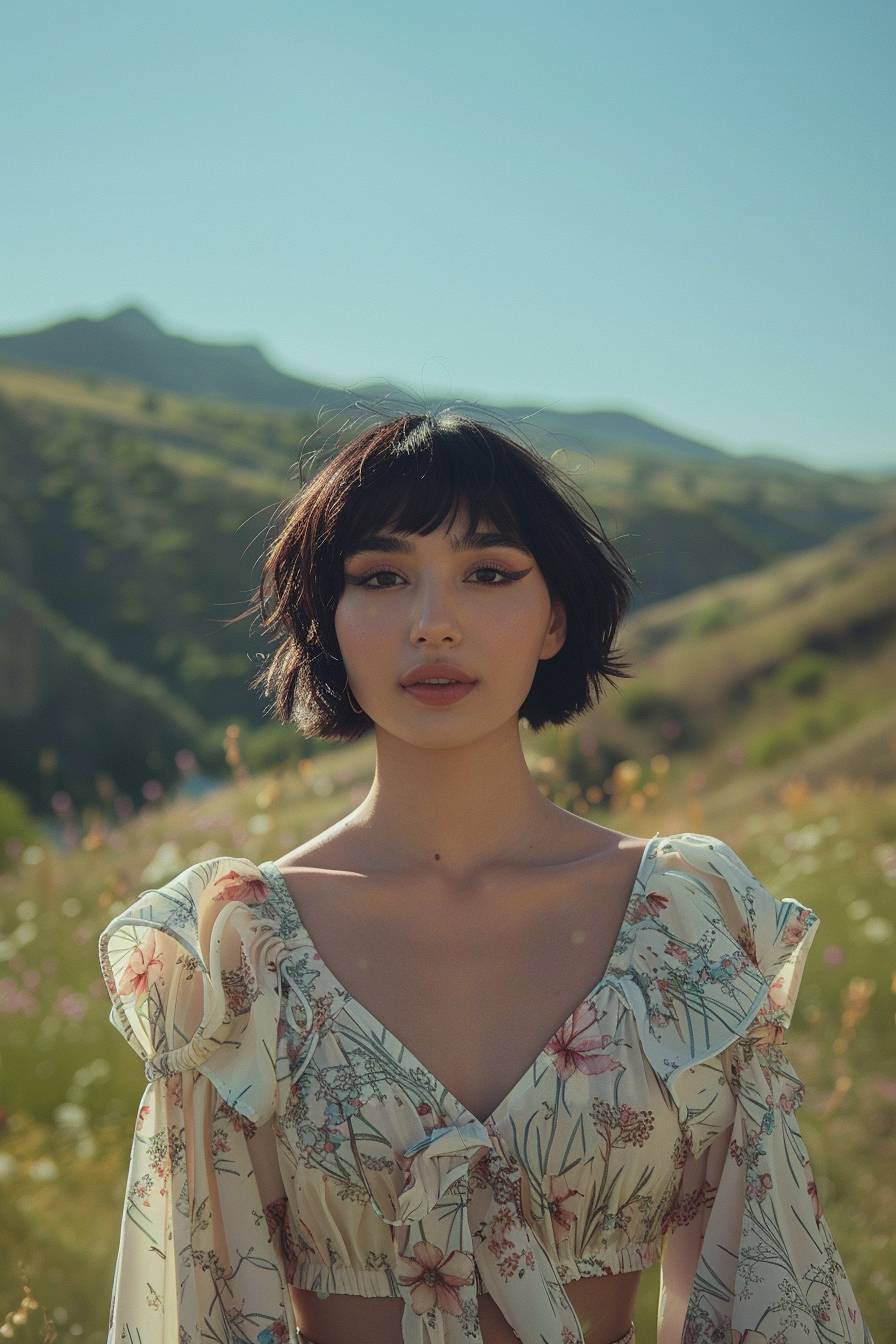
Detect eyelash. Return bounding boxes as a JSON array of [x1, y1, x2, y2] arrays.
[[349, 565, 524, 590]]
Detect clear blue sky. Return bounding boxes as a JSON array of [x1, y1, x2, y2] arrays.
[[3, 2, 892, 471]]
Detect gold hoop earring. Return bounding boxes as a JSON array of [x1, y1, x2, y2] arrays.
[[343, 677, 363, 714]]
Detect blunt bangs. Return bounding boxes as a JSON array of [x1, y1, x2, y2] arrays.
[[330, 420, 538, 586]]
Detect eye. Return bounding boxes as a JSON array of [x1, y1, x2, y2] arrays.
[[470, 565, 516, 585], [348, 564, 525, 589]]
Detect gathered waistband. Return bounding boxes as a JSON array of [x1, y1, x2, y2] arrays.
[[298, 1325, 635, 1344]]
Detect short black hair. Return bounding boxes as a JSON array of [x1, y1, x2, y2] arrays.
[[231, 410, 639, 741]]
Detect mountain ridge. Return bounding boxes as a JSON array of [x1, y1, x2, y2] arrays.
[[0, 302, 825, 472]]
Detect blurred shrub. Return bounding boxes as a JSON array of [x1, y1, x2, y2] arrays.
[[685, 599, 738, 637], [617, 681, 690, 733], [0, 781, 40, 872], [747, 691, 867, 767], [773, 651, 834, 697]]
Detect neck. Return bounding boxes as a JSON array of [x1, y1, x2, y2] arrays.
[[340, 719, 565, 887]]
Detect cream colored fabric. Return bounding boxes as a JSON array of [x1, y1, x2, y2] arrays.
[[99, 835, 873, 1343]]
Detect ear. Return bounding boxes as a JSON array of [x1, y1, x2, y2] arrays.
[[541, 592, 567, 659]]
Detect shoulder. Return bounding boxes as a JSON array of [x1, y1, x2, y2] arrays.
[[97, 855, 291, 1119], [98, 856, 287, 998], [618, 831, 821, 1095], [650, 832, 820, 978], [542, 812, 654, 861], [98, 854, 276, 945]]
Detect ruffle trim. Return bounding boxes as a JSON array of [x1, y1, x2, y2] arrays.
[[614, 833, 820, 1113], [289, 1238, 664, 1298], [97, 855, 290, 1125], [555, 1237, 665, 1280]]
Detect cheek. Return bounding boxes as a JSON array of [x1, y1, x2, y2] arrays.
[[480, 592, 550, 645], [334, 594, 392, 651]]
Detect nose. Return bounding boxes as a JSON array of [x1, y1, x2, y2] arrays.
[[407, 582, 464, 643]]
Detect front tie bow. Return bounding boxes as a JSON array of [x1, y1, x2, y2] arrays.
[[346, 1104, 586, 1344]]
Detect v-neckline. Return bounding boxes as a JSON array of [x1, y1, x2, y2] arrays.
[[258, 832, 661, 1129]]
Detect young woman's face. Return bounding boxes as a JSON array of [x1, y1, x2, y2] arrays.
[[334, 508, 566, 743]]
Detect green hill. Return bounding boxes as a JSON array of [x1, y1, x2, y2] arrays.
[[1, 358, 894, 820]]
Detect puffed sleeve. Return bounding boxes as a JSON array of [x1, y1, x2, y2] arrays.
[[654, 836, 874, 1343], [98, 856, 301, 1344]]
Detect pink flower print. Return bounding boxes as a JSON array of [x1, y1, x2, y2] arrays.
[[273, 1319, 293, 1344], [212, 867, 268, 905], [546, 1173, 581, 1243], [544, 1001, 623, 1083], [628, 887, 669, 923], [396, 1239, 476, 1317], [804, 1156, 823, 1223], [258, 1316, 293, 1344], [117, 929, 164, 1000], [766, 972, 789, 1016], [666, 941, 690, 965], [783, 907, 815, 947]]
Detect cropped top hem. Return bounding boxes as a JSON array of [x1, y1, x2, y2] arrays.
[[290, 1239, 664, 1298], [290, 1263, 403, 1299]]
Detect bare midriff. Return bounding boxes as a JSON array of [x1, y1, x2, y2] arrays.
[[289, 1268, 641, 1343]]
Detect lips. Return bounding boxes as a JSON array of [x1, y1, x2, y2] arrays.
[[402, 680, 478, 705], [400, 662, 477, 687]]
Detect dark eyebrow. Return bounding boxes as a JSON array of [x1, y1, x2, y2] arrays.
[[343, 530, 534, 559]]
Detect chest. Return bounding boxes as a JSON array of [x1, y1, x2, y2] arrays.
[[274, 846, 646, 1125]]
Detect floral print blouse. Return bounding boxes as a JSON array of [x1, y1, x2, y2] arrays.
[[98, 831, 874, 1343]]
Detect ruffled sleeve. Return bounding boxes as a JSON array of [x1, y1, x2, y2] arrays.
[[98, 856, 301, 1344], [647, 834, 874, 1343]]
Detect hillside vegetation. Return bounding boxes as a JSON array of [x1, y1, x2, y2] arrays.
[[2, 362, 893, 821]]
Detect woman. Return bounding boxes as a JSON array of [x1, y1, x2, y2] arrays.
[[99, 412, 872, 1344]]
